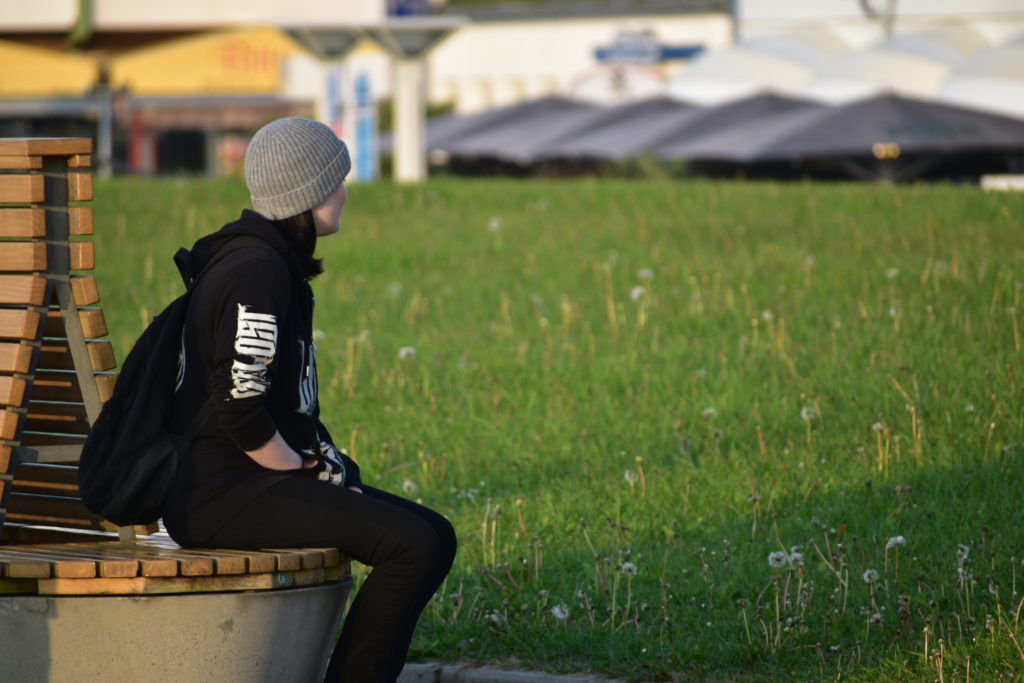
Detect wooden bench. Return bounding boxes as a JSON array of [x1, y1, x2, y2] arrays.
[[0, 138, 351, 682]]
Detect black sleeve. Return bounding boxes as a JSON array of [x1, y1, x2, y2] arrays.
[[206, 248, 291, 452]]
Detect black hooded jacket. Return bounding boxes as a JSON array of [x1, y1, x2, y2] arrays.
[[163, 209, 359, 545]]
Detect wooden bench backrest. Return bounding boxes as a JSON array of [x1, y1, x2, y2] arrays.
[[0, 137, 125, 543]]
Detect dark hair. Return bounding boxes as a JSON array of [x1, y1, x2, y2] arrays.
[[272, 210, 323, 279]]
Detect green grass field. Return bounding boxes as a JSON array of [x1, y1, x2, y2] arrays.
[[93, 177, 1023, 681]]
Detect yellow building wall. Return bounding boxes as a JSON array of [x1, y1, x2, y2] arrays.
[[109, 26, 302, 96], [0, 40, 96, 96]]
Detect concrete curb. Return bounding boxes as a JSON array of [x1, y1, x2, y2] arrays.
[[399, 663, 626, 683]]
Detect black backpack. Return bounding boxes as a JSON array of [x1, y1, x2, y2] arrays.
[[78, 243, 244, 526]]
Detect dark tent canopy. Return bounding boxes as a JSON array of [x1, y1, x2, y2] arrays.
[[427, 96, 598, 162], [535, 97, 701, 161], [656, 95, 827, 162], [750, 93, 1024, 161], [663, 94, 1024, 164]]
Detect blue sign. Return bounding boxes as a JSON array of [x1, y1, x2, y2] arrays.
[[595, 29, 704, 65], [389, 0, 432, 16], [354, 72, 377, 182]]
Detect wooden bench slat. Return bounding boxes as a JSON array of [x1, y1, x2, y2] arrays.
[[37, 567, 329, 596], [19, 543, 172, 578], [0, 409, 20, 440], [0, 309, 40, 339], [0, 138, 92, 156], [142, 536, 306, 573], [0, 549, 53, 578], [38, 340, 116, 371], [0, 546, 96, 578], [44, 308, 108, 339], [23, 403, 90, 437], [70, 275, 99, 305], [68, 154, 91, 169], [0, 209, 45, 238], [137, 547, 248, 575], [0, 242, 46, 272], [0, 377, 27, 407], [19, 432, 87, 448], [28, 370, 116, 403], [70, 241, 94, 270], [0, 175, 44, 204], [0, 523, 117, 544], [0, 342, 33, 373], [68, 173, 93, 202], [0, 576, 36, 594], [69, 206, 92, 235], [0, 274, 47, 305], [0, 156, 42, 170], [10, 463, 80, 494], [5, 492, 108, 531], [0, 445, 10, 474]]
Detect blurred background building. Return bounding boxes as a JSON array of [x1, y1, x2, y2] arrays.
[[1, 0, 1022, 181]]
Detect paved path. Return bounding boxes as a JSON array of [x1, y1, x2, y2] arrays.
[[400, 662, 626, 683]]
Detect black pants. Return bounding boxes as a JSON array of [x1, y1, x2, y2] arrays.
[[193, 478, 457, 682]]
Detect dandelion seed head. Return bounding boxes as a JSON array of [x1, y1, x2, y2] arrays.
[[886, 535, 906, 550], [386, 282, 403, 298], [630, 286, 646, 302], [869, 612, 883, 625], [701, 407, 718, 420], [623, 469, 639, 483], [487, 216, 503, 232], [402, 479, 418, 495], [312, 329, 326, 343], [801, 406, 816, 421], [398, 346, 416, 360], [551, 604, 570, 620], [862, 569, 879, 584], [886, 267, 900, 280], [768, 551, 788, 569], [761, 310, 773, 321], [871, 422, 885, 432], [637, 268, 654, 281], [355, 329, 371, 344], [965, 404, 977, 413], [618, 561, 638, 576]]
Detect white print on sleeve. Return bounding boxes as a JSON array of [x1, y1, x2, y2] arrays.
[[230, 305, 278, 399]]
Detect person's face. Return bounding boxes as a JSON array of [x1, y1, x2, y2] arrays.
[[312, 181, 348, 237]]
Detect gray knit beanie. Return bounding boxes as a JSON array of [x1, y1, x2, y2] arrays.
[[244, 117, 351, 220]]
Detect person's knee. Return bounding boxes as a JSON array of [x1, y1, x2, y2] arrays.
[[436, 515, 457, 567]]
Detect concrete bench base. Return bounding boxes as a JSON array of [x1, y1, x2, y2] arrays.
[[0, 579, 350, 682]]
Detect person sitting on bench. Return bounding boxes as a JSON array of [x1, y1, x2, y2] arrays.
[[161, 117, 457, 682]]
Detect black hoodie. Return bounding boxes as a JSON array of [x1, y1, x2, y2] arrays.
[[163, 210, 359, 545]]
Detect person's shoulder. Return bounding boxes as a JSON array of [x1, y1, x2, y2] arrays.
[[219, 239, 289, 273]]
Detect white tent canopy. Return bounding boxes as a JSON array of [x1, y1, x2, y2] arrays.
[[667, 26, 848, 105], [936, 35, 1024, 119], [801, 25, 989, 103]]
